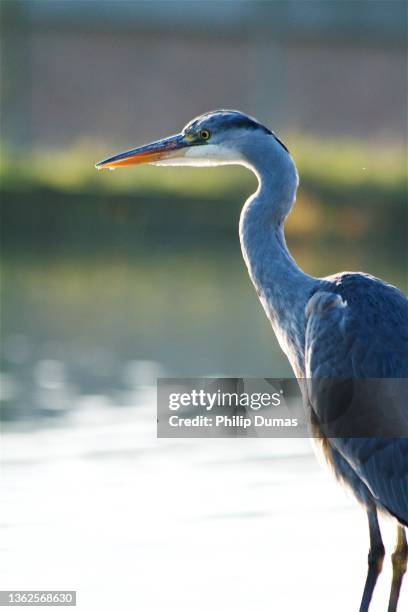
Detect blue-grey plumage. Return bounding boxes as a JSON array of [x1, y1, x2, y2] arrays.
[[304, 277, 408, 526], [96, 110, 408, 611]]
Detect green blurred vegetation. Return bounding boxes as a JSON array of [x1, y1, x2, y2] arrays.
[[1, 137, 406, 249]]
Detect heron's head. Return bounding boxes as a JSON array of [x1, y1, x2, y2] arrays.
[[95, 110, 289, 170]]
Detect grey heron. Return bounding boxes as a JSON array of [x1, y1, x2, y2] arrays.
[[96, 110, 408, 611]]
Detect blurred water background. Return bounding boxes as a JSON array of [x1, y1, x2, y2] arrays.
[[1, 2, 407, 610]]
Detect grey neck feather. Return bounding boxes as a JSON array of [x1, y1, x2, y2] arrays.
[[238, 135, 318, 376]]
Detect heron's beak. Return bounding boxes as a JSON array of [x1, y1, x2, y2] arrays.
[[95, 134, 188, 169]]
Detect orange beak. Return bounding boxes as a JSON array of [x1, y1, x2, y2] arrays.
[[95, 134, 188, 169]]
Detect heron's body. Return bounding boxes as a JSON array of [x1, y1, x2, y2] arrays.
[[238, 142, 408, 529], [96, 109, 408, 611]]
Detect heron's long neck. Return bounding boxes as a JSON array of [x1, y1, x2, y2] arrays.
[[239, 150, 316, 376]]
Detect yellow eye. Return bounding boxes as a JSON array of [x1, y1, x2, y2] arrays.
[[199, 129, 210, 140]]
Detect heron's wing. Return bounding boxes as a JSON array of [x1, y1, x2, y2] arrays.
[[304, 275, 408, 524]]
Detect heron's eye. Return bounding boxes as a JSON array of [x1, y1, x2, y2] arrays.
[[199, 129, 210, 140]]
